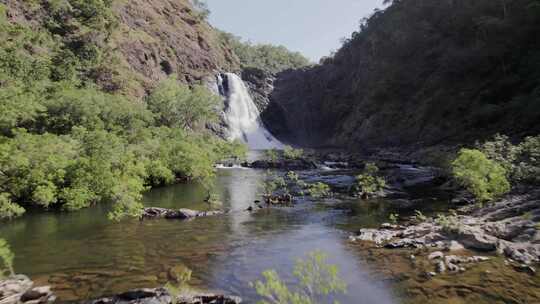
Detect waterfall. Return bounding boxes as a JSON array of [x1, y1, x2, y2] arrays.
[[222, 73, 283, 150]]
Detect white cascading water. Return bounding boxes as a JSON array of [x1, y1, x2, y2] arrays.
[[223, 73, 283, 150]]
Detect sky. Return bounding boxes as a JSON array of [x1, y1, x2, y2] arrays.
[[206, 0, 383, 62]]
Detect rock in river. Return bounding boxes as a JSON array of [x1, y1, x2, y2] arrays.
[[141, 208, 224, 220], [0, 275, 56, 304]]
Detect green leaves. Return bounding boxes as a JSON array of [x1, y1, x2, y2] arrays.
[[452, 149, 510, 203], [0, 238, 15, 278], [219, 31, 311, 74], [355, 162, 386, 198], [146, 77, 220, 130], [251, 251, 347, 304], [307, 183, 331, 199]]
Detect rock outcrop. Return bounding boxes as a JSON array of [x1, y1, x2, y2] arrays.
[[141, 207, 224, 220], [350, 190, 540, 266], [0, 275, 55, 304], [261, 0, 540, 148], [87, 288, 241, 304]]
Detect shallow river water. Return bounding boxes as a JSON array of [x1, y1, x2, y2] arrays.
[[1, 166, 538, 303]]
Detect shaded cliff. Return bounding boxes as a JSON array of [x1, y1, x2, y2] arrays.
[[262, 0, 540, 148]]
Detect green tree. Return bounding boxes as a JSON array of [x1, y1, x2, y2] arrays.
[[452, 149, 510, 202], [146, 77, 219, 130]]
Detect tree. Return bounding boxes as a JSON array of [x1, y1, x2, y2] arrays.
[[452, 149, 510, 202], [146, 77, 219, 130]]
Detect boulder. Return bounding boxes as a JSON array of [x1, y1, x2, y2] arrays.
[[0, 275, 55, 304], [454, 226, 498, 251]]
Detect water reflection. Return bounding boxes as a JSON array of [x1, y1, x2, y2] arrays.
[[0, 167, 397, 303]]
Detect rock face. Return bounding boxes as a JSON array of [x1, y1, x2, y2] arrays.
[[2, 0, 240, 99], [261, 0, 540, 149], [141, 208, 224, 220], [87, 288, 241, 304], [350, 190, 540, 266], [111, 0, 240, 96], [241, 68, 276, 112], [0, 275, 56, 304]]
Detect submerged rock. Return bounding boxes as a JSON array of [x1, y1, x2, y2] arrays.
[[87, 288, 241, 304], [141, 208, 224, 220], [0, 275, 56, 304]]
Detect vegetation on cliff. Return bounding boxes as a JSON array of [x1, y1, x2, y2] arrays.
[[266, 0, 540, 147], [0, 1, 245, 221], [219, 31, 311, 74]]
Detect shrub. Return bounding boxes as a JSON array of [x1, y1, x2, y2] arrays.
[[0, 238, 14, 278], [435, 213, 461, 234], [265, 149, 279, 162], [452, 149, 510, 202], [356, 163, 386, 198], [219, 32, 311, 74], [283, 146, 304, 160], [250, 251, 347, 304], [0, 194, 25, 220], [164, 265, 193, 304], [307, 182, 331, 199], [411, 210, 427, 223], [389, 213, 399, 225], [478, 134, 540, 184], [287, 171, 299, 183]]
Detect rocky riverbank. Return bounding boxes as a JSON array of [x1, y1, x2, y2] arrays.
[[350, 189, 540, 273], [87, 288, 241, 304], [0, 275, 55, 304]]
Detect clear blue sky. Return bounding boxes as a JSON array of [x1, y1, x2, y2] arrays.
[[206, 0, 383, 62]]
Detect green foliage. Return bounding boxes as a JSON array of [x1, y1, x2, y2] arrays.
[[263, 171, 288, 197], [412, 210, 427, 223], [39, 85, 153, 135], [388, 213, 399, 225], [265, 149, 279, 162], [0, 238, 15, 278], [0, 194, 25, 220], [146, 77, 219, 130], [479, 134, 540, 184], [307, 183, 331, 199], [0, 0, 248, 222], [251, 251, 347, 304], [219, 32, 311, 74], [452, 149, 510, 202], [283, 146, 304, 160], [287, 171, 300, 183], [164, 265, 193, 304], [356, 163, 386, 198], [0, 83, 46, 134], [435, 213, 461, 234]]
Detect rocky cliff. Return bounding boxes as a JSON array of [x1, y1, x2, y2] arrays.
[[1, 0, 240, 98], [262, 0, 540, 149]]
